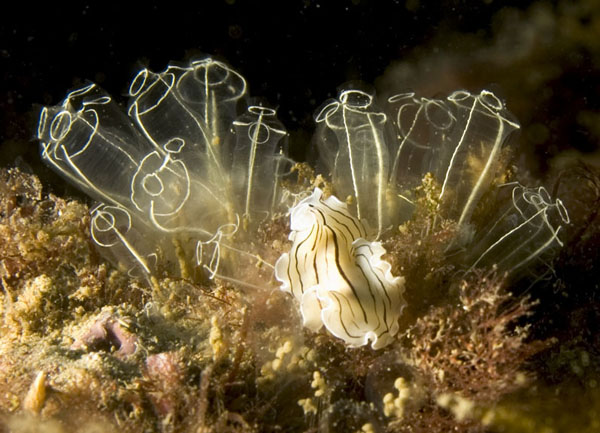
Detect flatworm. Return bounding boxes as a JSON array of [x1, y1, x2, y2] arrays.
[[275, 188, 405, 349]]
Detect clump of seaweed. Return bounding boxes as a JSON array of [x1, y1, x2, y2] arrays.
[[0, 159, 592, 433], [367, 187, 552, 433], [407, 272, 547, 402], [385, 272, 548, 433], [383, 173, 459, 327]]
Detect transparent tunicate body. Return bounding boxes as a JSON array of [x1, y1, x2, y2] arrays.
[[229, 106, 290, 226], [38, 56, 572, 348], [386, 90, 520, 227], [38, 58, 290, 282], [314, 90, 392, 238], [311, 86, 568, 280], [463, 183, 570, 280]]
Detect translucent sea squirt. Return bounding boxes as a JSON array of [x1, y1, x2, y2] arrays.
[[37, 58, 291, 281], [275, 188, 406, 349]]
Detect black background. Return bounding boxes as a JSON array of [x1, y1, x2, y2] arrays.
[[1, 1, 538, 180]]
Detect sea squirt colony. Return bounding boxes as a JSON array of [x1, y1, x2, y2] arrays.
[[37, 57, 569, 348]]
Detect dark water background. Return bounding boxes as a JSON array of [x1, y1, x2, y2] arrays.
[[4, 1, 597, 180]]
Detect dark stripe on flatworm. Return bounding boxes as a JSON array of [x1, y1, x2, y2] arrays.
[[321, 199, 366, 238], [292, 224, 316, 295], [357, 243, 393, 307], [313, 207, 369, 324], [355, 252, 384, 332], [330, 291, 360, 339]]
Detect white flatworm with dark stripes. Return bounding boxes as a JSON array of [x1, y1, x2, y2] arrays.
[[275, 188, 405, 349]]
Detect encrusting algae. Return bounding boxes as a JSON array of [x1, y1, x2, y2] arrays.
[[2, 154, 598, 433]]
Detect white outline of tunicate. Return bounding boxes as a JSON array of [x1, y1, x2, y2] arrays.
[[164, 137, 185, 154], [388, 96, 426, 182], [65, 83, 96, 99], [131, 72, 176, 116], [187, 58, 247, 102], [37, 107, 49, 139], [315, 89, 388, 238], [127, 71, 187, 154], [195, 220, 239, 280], [194, 214, 274, 288], [387, 94, 458, 183], [57, 85, 138, 164], [424, 99, 455, 130], [387, 92, 416, 103], [142, 173, 164, 196], [49, 111, 73, 142], [128, 63, 238, 180], [39, 84, 143, 209], [90, 204, 154, 275], [468, 182, 569, 274], [479, 90, 504, 111], [38, 58, 291, 284], [128, 133, 230, 236], [248, 106, 277, 116], [439, 90, 520, 228], [232, 105, 287, 220], [129, 69, 149, 97], [53, 109, 98, 160], [269, 149, 295, 218], [173, 59, 248, 157], [446, 90, 471, 102], [131, 150, 191, 217]]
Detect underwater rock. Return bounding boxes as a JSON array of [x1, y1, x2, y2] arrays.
[[71, 311, 138, 358]]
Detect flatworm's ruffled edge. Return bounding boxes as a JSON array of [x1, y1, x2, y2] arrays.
[[275, 188, 406, 349]]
